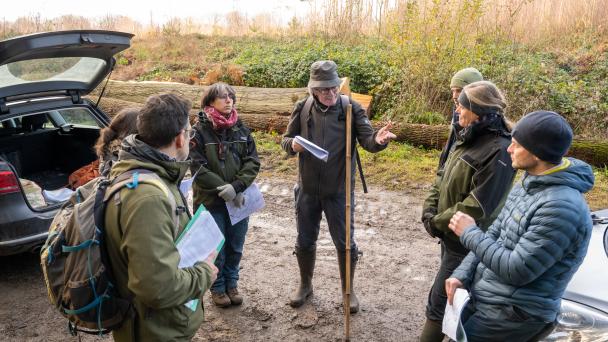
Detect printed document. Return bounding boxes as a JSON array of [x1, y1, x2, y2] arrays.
[[226, 183, 265, 225], [176, 205, 224, 312], [294, 135, 329, 162], [175, 205, 225, 269], [442, 288, 470, 341]]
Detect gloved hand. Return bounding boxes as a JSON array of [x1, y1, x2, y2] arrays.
[[421, 208, 442, 239], [233, 192, 245, 208], [216, 184, 237, 202]]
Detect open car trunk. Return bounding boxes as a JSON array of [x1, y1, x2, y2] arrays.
[[0, 110, 101, 209]]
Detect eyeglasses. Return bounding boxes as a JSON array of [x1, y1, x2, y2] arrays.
[[313, 87, 338, 94], [184, 127, 196, 140], [217, 93, 234, 101]]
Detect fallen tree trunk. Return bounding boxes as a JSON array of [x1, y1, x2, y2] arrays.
[[97, 97, 608, 167], [92, 80, 307, 116], [93, 80, 373, 116]]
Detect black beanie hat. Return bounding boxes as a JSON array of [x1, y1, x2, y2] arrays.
[[511, 111, 573, 164]]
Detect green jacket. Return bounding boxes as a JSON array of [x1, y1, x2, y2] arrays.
[[104, 136, 214, 342], [423, 122, 516, 252], [189, 113, 260, 210]]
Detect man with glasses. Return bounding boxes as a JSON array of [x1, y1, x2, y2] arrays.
[[104, 93, 218, 341], [281, 60, 396, 313]]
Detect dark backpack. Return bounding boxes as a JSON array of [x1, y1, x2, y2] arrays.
[[40, 169, 177, 335], [300, 95, 368, 193]]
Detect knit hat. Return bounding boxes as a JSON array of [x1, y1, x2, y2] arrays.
[[512, 111, 573, 164], [308, 60, 341, 88], [450, 67, 483, 89]]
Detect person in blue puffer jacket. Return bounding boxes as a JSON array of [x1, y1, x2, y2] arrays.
[[446, 110, 594, 341]]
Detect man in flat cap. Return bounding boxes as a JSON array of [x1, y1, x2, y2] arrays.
[[446, 111, 594, 341], [281, 60, 395, 313]]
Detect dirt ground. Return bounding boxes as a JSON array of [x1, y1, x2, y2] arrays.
[[0, 175, 440, 342]]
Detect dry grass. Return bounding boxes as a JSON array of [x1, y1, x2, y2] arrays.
[[2, 0, 606, 43]]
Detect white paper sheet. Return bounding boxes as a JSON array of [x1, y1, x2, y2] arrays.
[[294, 135, 329, 162], [226, 183, 265, 225], [179, 177, 194, 197], [442, 288, 470, 341], [42, 188, 74, 203], [175, 206, 224, 269]]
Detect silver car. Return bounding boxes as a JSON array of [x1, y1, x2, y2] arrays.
[[543, 209, 608, 341]]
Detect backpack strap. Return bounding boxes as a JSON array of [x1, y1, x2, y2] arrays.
[[300, 96, 314, 140], [340, 95, 368, 194], [104, 169, 180, 238], [300, 95, 368, 193]]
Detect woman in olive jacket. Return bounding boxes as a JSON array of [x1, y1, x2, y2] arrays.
[[419, 81, 516, 342], [189, 82, 260, 308]]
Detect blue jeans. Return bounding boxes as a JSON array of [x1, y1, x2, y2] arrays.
[[209, 207, 249, 294]]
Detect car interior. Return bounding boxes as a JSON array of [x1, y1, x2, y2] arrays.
[[0, 110, 101, 207]]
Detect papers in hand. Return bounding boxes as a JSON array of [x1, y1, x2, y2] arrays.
[[442, 288, 470, 341], [226, 183, 265, 225], [175, 205, 225, 269], [175, 205, 224, 311], [294, 135, 329, 162]]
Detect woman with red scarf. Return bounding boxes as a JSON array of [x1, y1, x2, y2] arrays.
[[189, 82, 260, 307]]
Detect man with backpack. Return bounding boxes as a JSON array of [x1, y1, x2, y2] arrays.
[[281, 60, 396, 313], [104, 93, 218, 341]]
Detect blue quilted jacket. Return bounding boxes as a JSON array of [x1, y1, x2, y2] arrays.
[[451, 158, 594, 321]]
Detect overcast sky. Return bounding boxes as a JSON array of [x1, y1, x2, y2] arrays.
[[5, 0, 313, 24]]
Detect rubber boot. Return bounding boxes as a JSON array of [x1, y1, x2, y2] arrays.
[[419, 319, 444, 342], [338, 250, 359, 314], [289, 247, 316, 308]]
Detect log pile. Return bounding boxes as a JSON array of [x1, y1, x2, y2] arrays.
[[92, 82, 608, 167]]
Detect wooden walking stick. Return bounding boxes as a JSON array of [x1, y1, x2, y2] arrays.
[[344, 103, 353, 341]]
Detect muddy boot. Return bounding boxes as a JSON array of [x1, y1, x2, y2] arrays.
[[211, 292, 231, 308], [419, 319, 444, 342], [338, 251, 359, 314], [227, 287, 243, 306], [289, 247, 316, 308]]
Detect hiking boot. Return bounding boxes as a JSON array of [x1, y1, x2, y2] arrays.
[[289, 247, 316, 308], [338, 250, 359, 314], [227, 287, 243, 306], [211, 292, 231, 308]]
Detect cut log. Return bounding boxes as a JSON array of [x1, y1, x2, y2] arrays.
[[93, 80, 372, 116], [96, 97, 608, 167]]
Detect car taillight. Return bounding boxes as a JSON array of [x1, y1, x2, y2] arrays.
[[0, 170, 20, 195]]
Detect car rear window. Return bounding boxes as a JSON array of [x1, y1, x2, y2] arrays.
[[59, 108, 100, 127], [0, 57, 107, 88]]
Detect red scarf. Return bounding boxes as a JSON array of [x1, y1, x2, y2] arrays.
[[204, 106, 238, 130]]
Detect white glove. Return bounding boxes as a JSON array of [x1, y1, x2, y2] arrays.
[[233, 192, 245, 208], [216, 184, 236, 202]]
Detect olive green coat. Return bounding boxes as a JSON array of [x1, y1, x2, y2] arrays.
[[105, 136, 214, 342]]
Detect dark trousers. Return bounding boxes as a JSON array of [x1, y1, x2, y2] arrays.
[[294, 186, 357, 255], [426, 241, 468, 321], [461, 301, 554, 342]]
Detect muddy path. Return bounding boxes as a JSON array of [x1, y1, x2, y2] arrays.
[[0, 176, 440, 341]]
